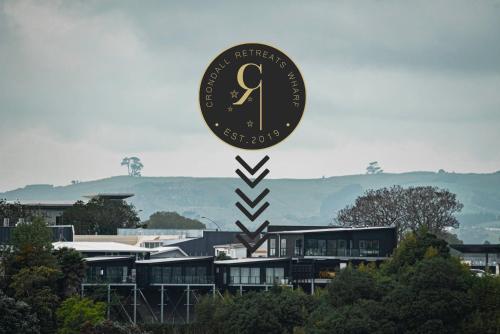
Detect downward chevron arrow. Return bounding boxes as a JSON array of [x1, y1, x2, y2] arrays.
[[235, 188, 270, 208], [235, 168, 269, 188], [235, 220, 269, 240], [236, 233, 269, 254], [235, 155, 269, 175], [235, 201, 270, 221]]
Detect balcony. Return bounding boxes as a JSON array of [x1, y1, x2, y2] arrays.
[[229, 276, 288, 285], [83, 274, 135, 284], [304, 248, 380, 257], [150, 275, 214, 285]]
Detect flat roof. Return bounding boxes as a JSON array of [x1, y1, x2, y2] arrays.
[[215, 257, 290, 265], [84, 193, 134, 200], [136, 256, 213, 264], [6, 200, 75, 208], [84, 256, 133, 262], [268, 226, 396, 235], [53, 241, 149, 253], [450, 244, 500, 253]]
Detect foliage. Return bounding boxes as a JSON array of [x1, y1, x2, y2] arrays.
[[145, 211, 206, 229], [10, 266, 61, 334], [366, 161, 383, 174], [121, 157, 144, 177], [0, 290, 40, 334], [62, 198, 140, 234], [381, 228, 450, 275], [0, 199, 30, 226], [336, 185, 464, 240], [2, 217, 57, 289], [56, 297, 106, 334], [54, 247, 86, 298], [196, 229, 500, 334], [195, 287, 314, 334], [81, 321, 149, 334]]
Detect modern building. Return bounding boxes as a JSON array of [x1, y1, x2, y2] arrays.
[[450, 243, 500, 275], [0, 225, 74, 245], [1, 193, 134, 226]]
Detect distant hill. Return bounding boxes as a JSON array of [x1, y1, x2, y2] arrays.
[[2, 171, 500, 243]]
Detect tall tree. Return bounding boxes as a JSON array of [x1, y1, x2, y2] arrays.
[[336, 186, 463, 240], [62, 198, 140, 235], [129, 157, 143, 177], [54, 247, 86, 298], [120, 157, 143, 177], [10, 266, 61, 334]]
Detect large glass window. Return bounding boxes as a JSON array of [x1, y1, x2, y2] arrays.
[[318, 240, 327, 256], [241, 267, 250, 284], [338, 240, 347, 256], [229, 267, 260, 284], [359, 240, 380, 256], [305, 239, 317, 255], [266, 267, 285, 284], [294, 239, 303, 256], [280, 238, 287, 256], [230, 267, 240, 284], [327, 240, 337, 256], [250, 268, 260, 284], [269, 238, 276, 256]]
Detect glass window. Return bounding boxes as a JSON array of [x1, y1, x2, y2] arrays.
[[305, 239, 318, 256], [250, 267, 260, 284], [338, 240, 347, 256], [318, 240, 326, 256], [327, 240, 337, 256], [230, 267, 240, 284], [280, 238, 287, 256], [269, 238, 276, 256], [294, 239, 303, 256], [266, 267, 285, 284], [241, 267, 250, 284]]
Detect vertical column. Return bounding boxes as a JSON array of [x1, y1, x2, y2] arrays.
[[160, 285, 164, 324], [107, 285, 111, 319], [133, 285, 137, 324], [186, 285, 191, 324]]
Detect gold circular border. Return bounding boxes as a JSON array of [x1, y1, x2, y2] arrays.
[[197, 42, 307, 151]]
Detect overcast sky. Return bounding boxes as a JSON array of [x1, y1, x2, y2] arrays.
[[1, 0, 500, 191]]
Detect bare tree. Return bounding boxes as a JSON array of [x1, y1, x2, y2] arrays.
[[336, 185, 463, 240]]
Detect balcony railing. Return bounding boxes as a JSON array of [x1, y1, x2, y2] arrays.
[[229, 276, 287, 285], [150, 275, 214, 284], [304, 248, 380, 257], [84, 274, 135, 284]]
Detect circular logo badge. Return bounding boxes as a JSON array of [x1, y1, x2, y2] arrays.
[[199, 43, 306, 150]]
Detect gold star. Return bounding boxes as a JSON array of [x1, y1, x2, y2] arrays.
[[247, 120, 253, 127], [227, 106, 233, 112], [248, 97, 253, 102], [230, 90, 239, 98]]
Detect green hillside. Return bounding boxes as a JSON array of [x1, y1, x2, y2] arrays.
[[2, 171, 500, 243]]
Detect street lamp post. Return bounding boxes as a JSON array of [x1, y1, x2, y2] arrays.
[[201, 216, 221, 231]]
